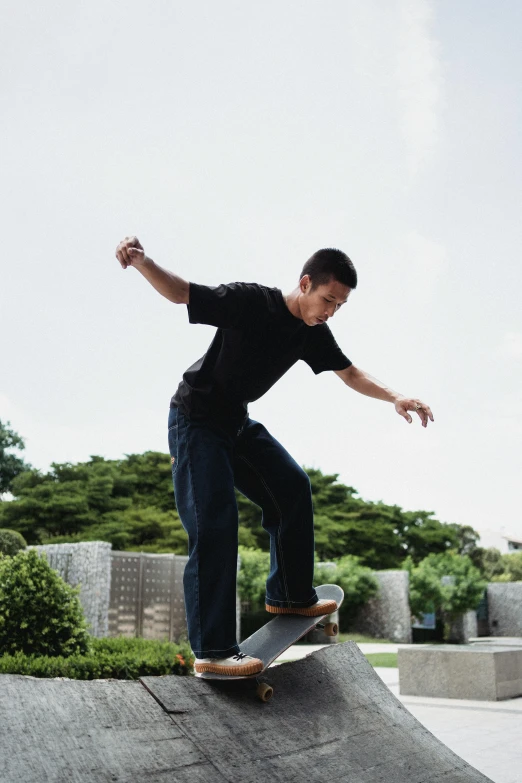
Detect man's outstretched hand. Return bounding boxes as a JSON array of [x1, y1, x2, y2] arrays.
[[115, 236, 149, 269], [394, 397, 434, 427]]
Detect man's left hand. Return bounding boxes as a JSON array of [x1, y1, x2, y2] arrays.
[[394, 397, 434, 427]]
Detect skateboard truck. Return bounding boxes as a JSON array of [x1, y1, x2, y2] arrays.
[[315, 621, 339, 637]]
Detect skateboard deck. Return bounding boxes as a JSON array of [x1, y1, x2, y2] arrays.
[[195, 584, 344, 698]]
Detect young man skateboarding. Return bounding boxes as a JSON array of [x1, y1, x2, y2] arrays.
[[115, 236, 434, 676]]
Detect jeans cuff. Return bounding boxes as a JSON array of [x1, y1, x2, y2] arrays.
[[192, 644, 240, 659], [265, 592, 318, 609]]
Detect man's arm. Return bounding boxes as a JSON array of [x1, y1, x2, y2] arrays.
[[334, 365, 434, 427], [115, 235, 189, 304]]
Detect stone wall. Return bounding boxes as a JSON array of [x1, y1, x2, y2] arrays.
[[351, 570, 412, 643], [30, 541, 112, 638], [487, 582, 522, 636], [29, 543, 239, 644]]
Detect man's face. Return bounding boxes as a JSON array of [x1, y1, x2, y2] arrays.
[[299, 275, 351, 326]]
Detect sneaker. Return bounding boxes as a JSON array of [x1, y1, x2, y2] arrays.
[[194, 652, 263, 676], [265, 598, 338, 617]]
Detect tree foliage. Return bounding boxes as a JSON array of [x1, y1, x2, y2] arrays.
[[0, 419, 32, 495], [501, 552, 522, 582], [235, 468, 472, 569], [403, 551, 487, 631], [0, 436, 480, 569], [0, 452, 188, 553], [471, 547, 522, 583]]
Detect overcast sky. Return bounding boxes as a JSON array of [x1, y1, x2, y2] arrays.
[[2, 1, 521, 544]]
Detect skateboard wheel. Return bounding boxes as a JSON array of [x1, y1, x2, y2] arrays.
[[257, 683, 274, 702], [323, 622, 338, 637]]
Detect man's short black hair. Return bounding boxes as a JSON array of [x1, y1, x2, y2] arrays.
[[300, 248, 357, 290]]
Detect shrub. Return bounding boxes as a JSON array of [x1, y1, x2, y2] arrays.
[[0, 529, 27, 556], [402, 555, 443, 618], [0, 549, 90, 657], [314, 555, 379, 629], [238, 546, 270, 609], [0, 636, 194, 679], [238, 547, 379, 630]]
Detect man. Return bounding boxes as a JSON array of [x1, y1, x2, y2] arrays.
[[115, 236, 434, 676]]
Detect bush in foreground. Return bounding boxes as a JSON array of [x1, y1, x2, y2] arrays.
[[0, 549, 90, 657], [0, 636, 194, 679]]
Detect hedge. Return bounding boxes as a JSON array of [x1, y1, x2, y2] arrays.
[[0, 636, 194, 679]]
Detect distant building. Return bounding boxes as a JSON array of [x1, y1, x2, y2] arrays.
[[478, 528, 522, 554]]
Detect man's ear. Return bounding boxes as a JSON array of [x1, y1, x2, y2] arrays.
[[300, 274, 311, 294]]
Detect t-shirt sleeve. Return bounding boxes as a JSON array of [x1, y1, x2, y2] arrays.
[[301, 324, 352, 375], [187, 282, 263, 329]]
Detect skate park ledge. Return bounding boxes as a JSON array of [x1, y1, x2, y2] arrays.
[[398, 642, 522, 700]]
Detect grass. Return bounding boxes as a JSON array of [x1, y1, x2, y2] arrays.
[[364, 652, 398, 668], [277, 651, 398, 668]]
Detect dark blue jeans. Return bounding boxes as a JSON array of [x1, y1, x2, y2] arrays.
[[168, 407, 318, 658]]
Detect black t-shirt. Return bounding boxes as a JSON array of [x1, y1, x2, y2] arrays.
[[170, 281, 351, 434]]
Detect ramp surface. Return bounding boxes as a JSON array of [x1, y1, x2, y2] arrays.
[[0, 643, 493, 782]]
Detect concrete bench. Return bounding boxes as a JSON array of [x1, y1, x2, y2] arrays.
[[398, 644, 522, 700], [468, 636, 522, 647]]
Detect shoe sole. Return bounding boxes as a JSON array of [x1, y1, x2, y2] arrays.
[[194, 660, 263, 676], [265, 600, 338, 617]]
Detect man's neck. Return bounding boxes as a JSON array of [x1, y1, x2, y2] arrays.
[[283, 288, 303, 320]]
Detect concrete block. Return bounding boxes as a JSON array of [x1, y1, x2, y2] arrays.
[[30, 541, 112, 638], [398, 644, 522, 700], [469, 636, 522, 647], [447, 610, 478, 643], [351, 570, 412, 643], [487, 582, 522, 636]]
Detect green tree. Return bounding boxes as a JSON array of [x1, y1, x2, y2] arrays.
[[502, 552, 522, 581], [307, 468, 473, 568], [0, 453, 185, 551], [0, 449, 480, 570], [0, 420, 32, 495], [404, 552, 487, 640], [472, 548, 522, 583], [402, 555, 443, 618], [475, 547, 510, 582]]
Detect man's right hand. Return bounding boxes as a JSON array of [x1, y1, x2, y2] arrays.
[[115, 236, 149, 269]]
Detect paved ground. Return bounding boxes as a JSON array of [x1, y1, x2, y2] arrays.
[[275, 644, 522, 783]]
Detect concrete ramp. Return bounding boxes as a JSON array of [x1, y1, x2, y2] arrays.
[[0, 643, 493, 782]]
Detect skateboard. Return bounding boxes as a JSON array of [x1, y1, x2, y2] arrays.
[[195, 583, 344, 702]]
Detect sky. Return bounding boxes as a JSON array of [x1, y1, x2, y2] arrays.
[[1, 0, 521, 545]]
